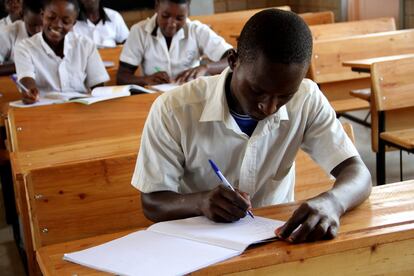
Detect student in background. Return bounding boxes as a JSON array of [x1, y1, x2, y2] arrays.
[[74, 0, 129, 48], [132, 9, 372, 243], [0, 0, 42, 76], [117, 0, 232, 86], [14, 0, 109, 104], [0, 0, 23, 27]]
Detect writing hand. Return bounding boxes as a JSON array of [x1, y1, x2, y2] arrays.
[[144, 71, 170, 85], [275, 193, 343, 243], [199, 185, 251, 223], [22, 87, 40, 105], [175, 65, 208, 84]]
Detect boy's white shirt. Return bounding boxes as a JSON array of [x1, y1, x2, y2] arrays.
[[14, 31, 109, 93], [120, 14, 232, 79], [73, 7, 129, 48], [0, 15, 12, 28]]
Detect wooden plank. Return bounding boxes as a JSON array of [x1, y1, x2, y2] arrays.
[[310, 17, 396, 41], [7, 93, 159, 152], [380, 129, 414, 149], [343, 53, 414, 72], [0, 76, 22, 121], [26, 154, 152, 250], [310, 29, 414, 84], [299, 11, 334, 26], [36, 181, 414, 275], [330, 98, 370, 113]]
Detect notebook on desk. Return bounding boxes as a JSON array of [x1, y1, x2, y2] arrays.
[[63, 216, 284, 276], [9, 85, 156, 107]]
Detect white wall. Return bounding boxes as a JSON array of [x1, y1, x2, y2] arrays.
[[190, 0, 215, 16]]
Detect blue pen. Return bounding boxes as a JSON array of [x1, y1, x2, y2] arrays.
[[10, 74, 28, 93], [208, 159, 254, 219]]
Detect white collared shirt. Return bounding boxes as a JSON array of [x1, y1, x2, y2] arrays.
[[0, 20, 28, 63], [14, 31, 109, 93], [73, 7, 129, 48], [120, 14, 232, 79], [0, 15, 12, 28], [132, 68, 359, 208]]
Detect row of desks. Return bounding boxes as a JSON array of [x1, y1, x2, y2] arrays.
[[37, 180, 414, 275]]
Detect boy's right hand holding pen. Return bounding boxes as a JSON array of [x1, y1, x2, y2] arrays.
[[11, 75, 40, 104]]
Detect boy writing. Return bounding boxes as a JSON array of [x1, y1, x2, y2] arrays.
[[132, 9, 372, 243]]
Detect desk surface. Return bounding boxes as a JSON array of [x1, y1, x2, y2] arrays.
[[343, 53, 414, 71], [37, 181, 414, 276]]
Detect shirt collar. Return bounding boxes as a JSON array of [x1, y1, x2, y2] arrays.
[[40, 31, 74, 58]]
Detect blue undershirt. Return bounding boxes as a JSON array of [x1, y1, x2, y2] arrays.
[[229, 109, 258, 137]]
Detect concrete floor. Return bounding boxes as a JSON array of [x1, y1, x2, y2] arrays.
[[0, 112, 412, 276]]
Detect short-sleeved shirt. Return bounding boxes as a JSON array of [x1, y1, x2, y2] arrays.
[[120, 14, 232, 79], [131, 68, 359, 208], [0, 15, 12, 28], [0, 20, 28, 63], [73, 7, 129, 48], [14, 31, 109, 93]]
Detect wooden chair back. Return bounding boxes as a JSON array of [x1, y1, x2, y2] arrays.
[[190, 6, 291, 47], [309, 29, 414, 101], [25, 153, 152, 249], [310, 17, 396, 41], [7, 93, 160, 152], [295, 123, 354, 200], [370, 57, 414, 151], [300, 11, 334, 26]]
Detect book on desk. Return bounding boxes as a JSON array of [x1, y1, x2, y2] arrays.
[[9, 85, 157, 107], [63, 215, 284, 276]]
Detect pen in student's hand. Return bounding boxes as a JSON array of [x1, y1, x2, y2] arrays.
[[154, 66, 162, 73], [208, 159, 255, 219], [10, 74, 29, 93]]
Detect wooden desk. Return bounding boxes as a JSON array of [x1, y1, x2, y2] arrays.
[[343, 53, 414, 73], [37, 180, 414, 275]]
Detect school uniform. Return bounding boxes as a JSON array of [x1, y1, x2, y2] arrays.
[[120, 14, 232, 79], [14, 31, 109, 93], [0, 20, 28, 63], [0, 15, 12, 27], [73, 7, 129, 48], [132, 68, 359, 208]]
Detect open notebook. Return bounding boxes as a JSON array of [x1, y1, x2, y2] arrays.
[[9, 85, 156, 108], [64, 216, 284, 276]]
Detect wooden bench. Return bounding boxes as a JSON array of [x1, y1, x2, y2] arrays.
[[25, 153, 152, 250], [309, 17, 396, 41], [309, 29, 414, 115], [370, 56, 414, 185], [98, 46, 123, 86], [7, 93, 159, 275]]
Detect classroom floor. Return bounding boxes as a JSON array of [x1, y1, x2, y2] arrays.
[[0, 112, 413, 275]]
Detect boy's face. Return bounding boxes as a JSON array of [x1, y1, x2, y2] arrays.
[[5, 0, 22, 17], [156, 0, 188, 38], [229, 51, 308, 120], [42, 0, 78, 45], [24, 10, 43, 37]]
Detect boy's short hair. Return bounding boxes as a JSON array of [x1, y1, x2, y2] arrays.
[[23, 0, 42, 14], [42, 0, 80, 13], [237, 9, 312, 65]]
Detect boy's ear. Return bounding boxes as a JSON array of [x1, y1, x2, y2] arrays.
[[227, 49, 239, 70]]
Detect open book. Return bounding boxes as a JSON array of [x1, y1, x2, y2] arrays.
[[9, 85, 156, 108], [63, 216, 284, 276]]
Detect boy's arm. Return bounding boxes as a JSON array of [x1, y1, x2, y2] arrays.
[[116, 61, 170, 86], [0, 63, 16, 76], [141, 186, 252, 223], [276, 156, 372, 243]]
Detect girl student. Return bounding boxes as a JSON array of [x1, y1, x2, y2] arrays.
[[14, 0, 109, 104], [116, 0, 233, 86], [73, 0, 129, 48], [0, 0, 43, 76]]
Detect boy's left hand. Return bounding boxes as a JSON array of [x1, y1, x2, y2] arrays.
[[175, 65, 208, 84], [275, 192, 344, 243]]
